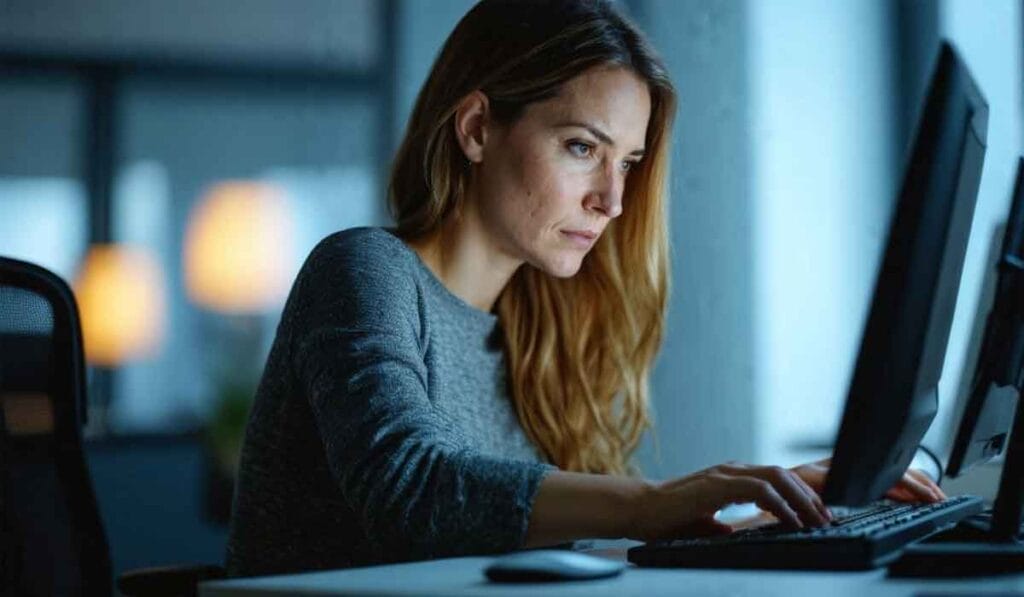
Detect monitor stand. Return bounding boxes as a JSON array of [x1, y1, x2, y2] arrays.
[[888, 517, 1024, 576], [889, 376, 1024, 577]]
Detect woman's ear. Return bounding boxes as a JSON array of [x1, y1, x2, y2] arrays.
[[453, 90, 490, 164]]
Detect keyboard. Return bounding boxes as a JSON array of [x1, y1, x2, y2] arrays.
[[627, 494, 985, 570]]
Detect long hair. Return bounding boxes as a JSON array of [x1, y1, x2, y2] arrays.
[[389, 0, 675, 475]]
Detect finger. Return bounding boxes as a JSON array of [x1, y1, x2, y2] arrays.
[[714, 462, 751, 476], [731, 477, 803, 529], [885, 487, 917, 502], [788, 470, 833, 521], [787, 467, 831, 521], [905, 468, 947, 500], [754, 466, 829, 526], [896, 473, 941, 502], [713, 464, 829, 524], [905, 470, 944, 501]]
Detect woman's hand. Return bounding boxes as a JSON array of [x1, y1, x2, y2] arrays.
[[630, 462, 833, 542], [530, 458, 948, 548], [789, 458, 947, 503]]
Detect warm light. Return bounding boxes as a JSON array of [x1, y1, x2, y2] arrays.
[[183, 181, 294, 313], [74, 245, 166, 367]]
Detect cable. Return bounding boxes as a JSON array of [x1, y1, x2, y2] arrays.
[[914, 385, 946, 486], [917, 444, 944, 486]]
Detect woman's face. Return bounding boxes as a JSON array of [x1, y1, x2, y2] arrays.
[[474, 65, 652, 278]]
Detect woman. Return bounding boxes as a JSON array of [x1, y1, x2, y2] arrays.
[[225, 0, 944, 577]]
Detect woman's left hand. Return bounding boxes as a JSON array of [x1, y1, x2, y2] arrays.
[[789, 458, 947, 503]]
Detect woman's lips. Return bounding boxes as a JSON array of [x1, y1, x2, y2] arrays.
[[561, 229, 597, 248]]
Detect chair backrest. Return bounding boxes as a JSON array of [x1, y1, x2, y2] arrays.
[[0, 256, 112, 596]]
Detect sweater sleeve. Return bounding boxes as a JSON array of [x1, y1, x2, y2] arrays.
[[290, 232, 554, 562]]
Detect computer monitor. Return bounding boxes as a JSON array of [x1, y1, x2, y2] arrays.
[[929, 158, 1024, 543], [822, 41, 988, 506], [947, 157, 1024, 479]]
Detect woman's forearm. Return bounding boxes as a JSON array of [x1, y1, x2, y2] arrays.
[[522, 470, 651, 548]]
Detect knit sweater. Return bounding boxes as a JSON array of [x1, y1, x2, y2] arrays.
[[225, 227, 555, 577]]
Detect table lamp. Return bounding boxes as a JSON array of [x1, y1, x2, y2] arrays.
[[74, 244, 166, 431], [183, 181, 293, 314]]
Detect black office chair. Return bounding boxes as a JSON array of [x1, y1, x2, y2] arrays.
[[0, 256, 224, 596]]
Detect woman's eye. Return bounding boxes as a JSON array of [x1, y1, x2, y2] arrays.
[[620, 161, 636, 172], [567, 141, 593, 158]]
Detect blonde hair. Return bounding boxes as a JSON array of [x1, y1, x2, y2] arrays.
[[389, 0, 675, 475]]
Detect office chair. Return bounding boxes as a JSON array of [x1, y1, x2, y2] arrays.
[[0, 256, 224, 596]]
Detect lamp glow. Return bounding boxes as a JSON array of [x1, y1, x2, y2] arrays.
[[74, 245, 166, 367], [183, 181, 294, 313]]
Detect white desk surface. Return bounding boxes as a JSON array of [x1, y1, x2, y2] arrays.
[[200, 543, 1024, 596]]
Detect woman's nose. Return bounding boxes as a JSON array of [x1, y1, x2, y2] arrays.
[[587, 165, 623, 218]]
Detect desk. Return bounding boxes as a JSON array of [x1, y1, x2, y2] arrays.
[[200, 542, 1024, 596]]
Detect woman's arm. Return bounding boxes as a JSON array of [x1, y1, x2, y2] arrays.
[[523, 470, 649, 547], [524, 459, 948, 548], [292, 231, 555, 562], [525, 464, 833, 547]]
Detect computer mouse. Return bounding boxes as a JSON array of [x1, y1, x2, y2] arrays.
[[484, 549, 626, 583]]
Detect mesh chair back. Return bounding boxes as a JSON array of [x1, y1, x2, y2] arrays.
[[0, 256, 112, 596]]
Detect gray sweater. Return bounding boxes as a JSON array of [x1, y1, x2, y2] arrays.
[[225, 227, 556, 577]]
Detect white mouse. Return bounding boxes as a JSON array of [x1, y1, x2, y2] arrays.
[[484, 549, 626, 582]]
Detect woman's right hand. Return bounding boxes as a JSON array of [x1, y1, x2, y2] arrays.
[[630, 462, 833, 542]]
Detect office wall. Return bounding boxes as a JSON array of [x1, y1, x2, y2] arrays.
[[929, 0, 1024, 454], [636, 0, 902, 476], [634, 1, 757, 479], [0, 77, 87, 281], [393, 0, 476, 149], [748, 0, 899, 467], [0, 0, 378, 69]]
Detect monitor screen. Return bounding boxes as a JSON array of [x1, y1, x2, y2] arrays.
[[946, 157, 1024, 478], [822, 42, 988, 506]]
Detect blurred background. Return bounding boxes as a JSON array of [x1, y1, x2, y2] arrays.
[[0, 0, 1021, 579]]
